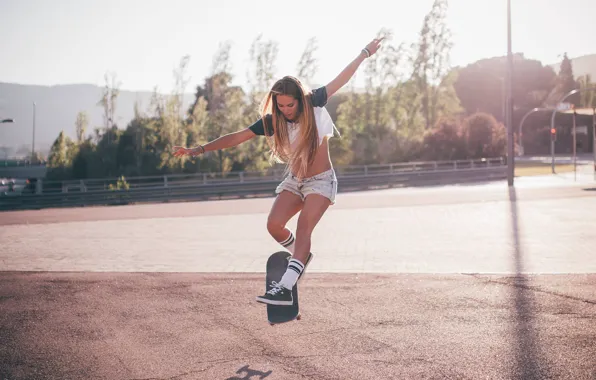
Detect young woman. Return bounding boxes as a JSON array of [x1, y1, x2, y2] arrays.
[[173, 37, 383, 305]]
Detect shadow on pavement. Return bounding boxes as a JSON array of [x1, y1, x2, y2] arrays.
[[225, 364, 272, 380], [508, 187, 549, 379]]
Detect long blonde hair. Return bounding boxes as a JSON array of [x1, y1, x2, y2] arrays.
[[259, 76, 319, 178]]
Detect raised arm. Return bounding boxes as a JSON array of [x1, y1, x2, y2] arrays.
[[324, 37, 384, 99], [172, 128, 256, 157]]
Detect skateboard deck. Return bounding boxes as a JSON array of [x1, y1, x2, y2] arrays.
[[266, 251, 300, 325]]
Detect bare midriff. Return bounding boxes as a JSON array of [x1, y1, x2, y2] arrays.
[[289, 137, 333, 179]]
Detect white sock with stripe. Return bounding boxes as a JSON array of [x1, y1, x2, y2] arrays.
[[279, 231, 295, 254], [278, 258, 304, 290]]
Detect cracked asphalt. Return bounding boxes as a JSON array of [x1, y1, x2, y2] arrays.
[[1, 273, 594, 380], [1, 176, 596, 379]]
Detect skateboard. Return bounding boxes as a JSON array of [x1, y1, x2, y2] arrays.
[[265, 251, 301, 325]]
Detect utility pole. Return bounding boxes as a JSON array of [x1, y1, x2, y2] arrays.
[[506, 0, 515, 186], [32, 102, 37, 163]]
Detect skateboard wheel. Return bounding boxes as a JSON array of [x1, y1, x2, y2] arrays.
[[296, 314, 301, 321]]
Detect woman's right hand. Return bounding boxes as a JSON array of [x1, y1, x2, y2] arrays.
[[172, 146, 203, 157]]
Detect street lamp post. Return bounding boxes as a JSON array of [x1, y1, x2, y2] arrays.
[[518, 107, 554, 155], [593, 107, 596, 180], [32, 102, 36, 163], [550, 86, 596, 173], [506, 0, 514, 186]]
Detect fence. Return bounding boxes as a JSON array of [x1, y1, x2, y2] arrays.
[[0, 158, 506, 211]]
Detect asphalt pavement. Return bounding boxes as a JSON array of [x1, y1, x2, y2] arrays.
[[1, 175, 595, 379]]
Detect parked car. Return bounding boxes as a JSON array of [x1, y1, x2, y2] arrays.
[[0, 178, 36, 196]]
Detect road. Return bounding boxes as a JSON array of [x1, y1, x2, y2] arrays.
[[1, 175, 595, 379]]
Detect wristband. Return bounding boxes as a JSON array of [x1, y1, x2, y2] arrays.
[[362, 48, 371, 58]]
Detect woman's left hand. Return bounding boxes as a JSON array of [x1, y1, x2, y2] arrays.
[[364, 37, 385, 57]]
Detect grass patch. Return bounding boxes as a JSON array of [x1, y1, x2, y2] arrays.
[[515, 162, 576, 177]]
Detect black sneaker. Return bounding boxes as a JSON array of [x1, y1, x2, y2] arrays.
[[256, 281, 293, 306]]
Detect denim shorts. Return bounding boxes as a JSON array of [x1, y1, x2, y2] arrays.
[[275, 169, 338, 205]]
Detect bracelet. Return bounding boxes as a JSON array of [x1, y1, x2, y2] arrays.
[[192, 145, 205, 155], [361, 48, 371, 58]]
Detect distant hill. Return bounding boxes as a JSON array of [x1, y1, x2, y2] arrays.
[[548, 53, 596, 79], [0, 83, 194, 157]]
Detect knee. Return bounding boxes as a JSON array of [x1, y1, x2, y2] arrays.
[[266, 215, 284, 236]]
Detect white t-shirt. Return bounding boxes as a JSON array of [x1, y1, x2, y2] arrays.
[[287, 106, 336, 150]]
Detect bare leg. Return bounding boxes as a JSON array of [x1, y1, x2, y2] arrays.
[[293, 194, 331, 266], [267, 190, 303, 248], [256, 193, 331, 304]]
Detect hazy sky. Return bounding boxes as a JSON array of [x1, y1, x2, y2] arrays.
[[1, 0, 594, 93]]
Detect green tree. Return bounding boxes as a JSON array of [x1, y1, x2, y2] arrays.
[[247, 34, 278, 98], [412, 0, 460, 130], [422, 117, 466, 160], [92, 71, 123, 177], [242, 35, 280, 172], [193, 43, 252, 174], [75, 111, 89, 144], [116, 129, 138, 176], [359, 29, 399, 164], [463, 112, 506, 158], [201, 72, 247, 174], [98, 71, 121, 136], [183, 96, 209, 173], [296, 37, 319, 87], [48, 131, 72, 168], [156, 55, 192, 172], [578, 74, 596, 108], [47, 131, 74, 179], [377, 30, 428, 162], [454, 55, 557, 123], [334, 89, 365, 165], [120, 111, 161, 177], [94, 125, 122, 177], [71, 141, 96, 179], [557, 53, 579, 106]]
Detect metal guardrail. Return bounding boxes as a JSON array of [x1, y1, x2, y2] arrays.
[[0, 159, 47, 167], [0, 158, 506, 211]]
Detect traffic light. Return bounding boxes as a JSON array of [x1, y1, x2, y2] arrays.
[[550, 127, 557, 142]]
